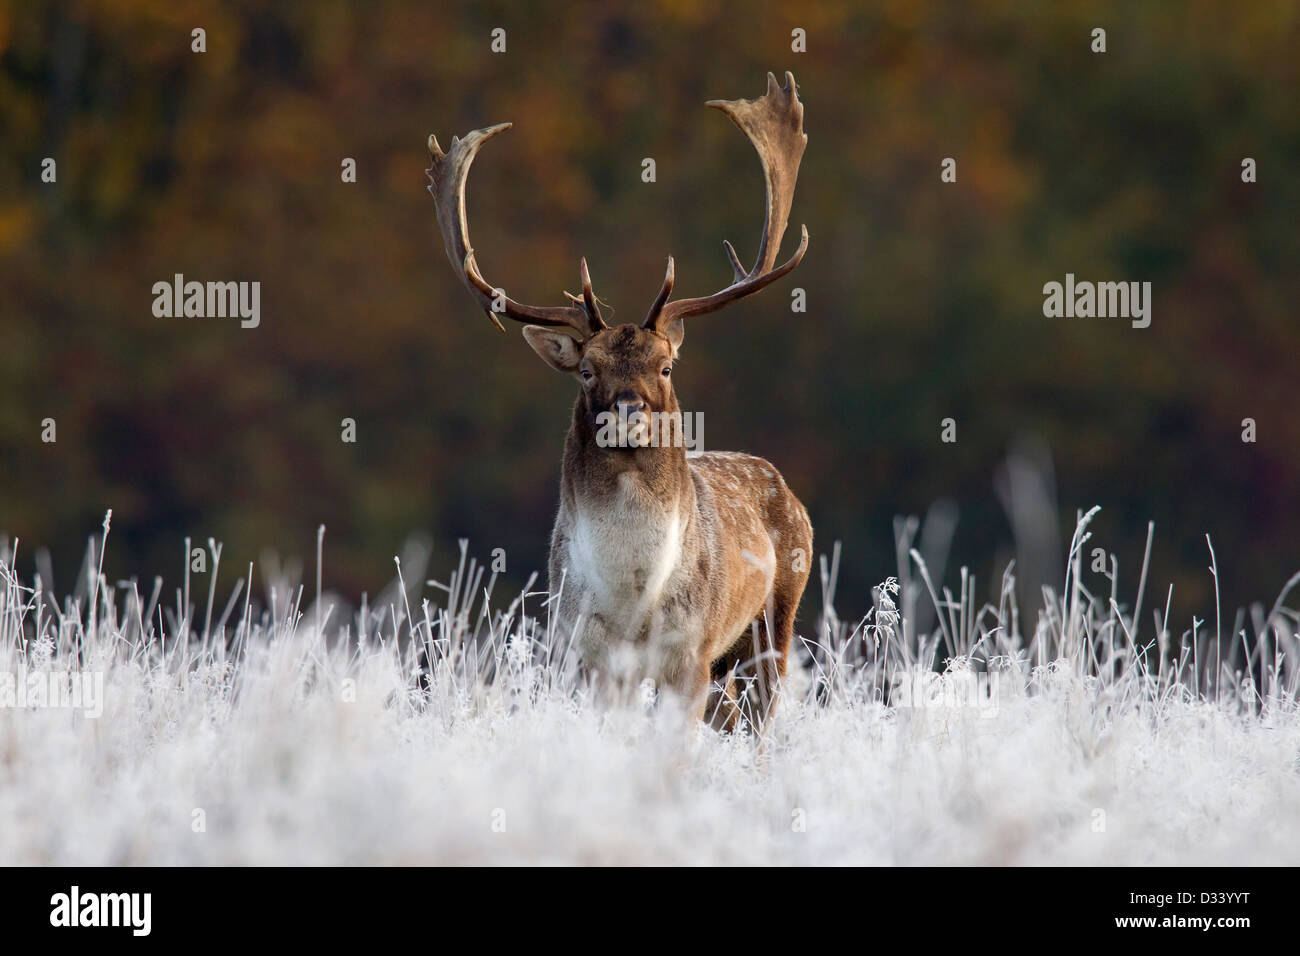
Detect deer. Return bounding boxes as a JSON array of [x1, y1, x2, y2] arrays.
[[427, 72, 813, 732]]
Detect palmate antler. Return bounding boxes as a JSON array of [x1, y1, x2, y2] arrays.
[[643, 71, 809, 332], [428, 72, 806, 340], [426, 124, 607, 338]]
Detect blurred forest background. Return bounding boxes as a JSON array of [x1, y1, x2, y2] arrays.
[[1, 0, 1298, 624]]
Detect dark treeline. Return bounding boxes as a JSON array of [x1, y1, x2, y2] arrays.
[[1, 1, 1297, 625]]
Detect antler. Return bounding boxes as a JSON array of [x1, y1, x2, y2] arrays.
[[644, 71, 809, 331], [427, 123, 607, 337]]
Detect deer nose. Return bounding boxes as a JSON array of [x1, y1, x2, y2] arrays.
[[613, 393, 646, 415]]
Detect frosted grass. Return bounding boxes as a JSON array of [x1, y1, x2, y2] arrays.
[[1, 509, 1297, 865]]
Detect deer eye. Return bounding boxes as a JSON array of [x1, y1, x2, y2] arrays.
[[661, 367, 671, 378]]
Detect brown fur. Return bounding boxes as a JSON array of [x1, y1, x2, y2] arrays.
[[535, 324, 812, 731], [428, 74, 816, 730]]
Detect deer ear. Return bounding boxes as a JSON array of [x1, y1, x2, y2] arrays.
[[522, 325, 583, 372], [660, 317, 685, 352]]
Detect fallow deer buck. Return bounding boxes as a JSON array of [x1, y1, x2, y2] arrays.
[[427, 72, 813, 732]]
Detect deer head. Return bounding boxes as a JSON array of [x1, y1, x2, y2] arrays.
[[426, 71, 808, 435]]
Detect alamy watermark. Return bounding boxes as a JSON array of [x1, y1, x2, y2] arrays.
[[0, 670, 104, 718], [594, 408, 704, 450], [152, 274, 260, 328], [1043, 273, 1151, 328], [890, 669, 1003, 717], [50, 886, 150, 936]]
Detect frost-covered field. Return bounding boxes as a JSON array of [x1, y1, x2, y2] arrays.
[[2, 509, 1299, 865]]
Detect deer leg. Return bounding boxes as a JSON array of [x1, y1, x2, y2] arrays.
[[745, 583, 805, 734], [706, 655, 744, 733], [763, 608, 792, 730], [743, 517, 812, 733], [657, 647, 713, 723], [704, 616, 776, 734]]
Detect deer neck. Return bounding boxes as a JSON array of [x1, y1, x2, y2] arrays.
[[560, 397, 693, 520], [557, 398, 696, 625]]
